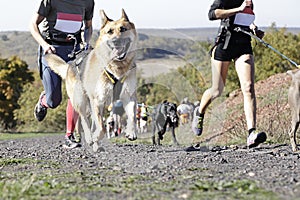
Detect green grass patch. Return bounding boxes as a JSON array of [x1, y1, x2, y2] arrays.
[[0, 157, 279, 200], [0, 132, 61, 141], [0, 158, 33, 167], [191, 179, 279, 200]]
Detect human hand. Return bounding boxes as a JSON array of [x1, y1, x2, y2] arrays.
[[43, 44, 56, 54], [239, 0, 252, 11], [250, 24, 264, 39], [254, 29, 265, 39], [245, 0, 252, 7]]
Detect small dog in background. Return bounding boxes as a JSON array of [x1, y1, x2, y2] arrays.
[[152, 100, 179, 145]]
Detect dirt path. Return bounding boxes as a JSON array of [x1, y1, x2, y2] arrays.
[[1, 134, 300, 199]]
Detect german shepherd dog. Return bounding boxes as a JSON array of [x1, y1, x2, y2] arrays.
[[45, 9, 138, 152]]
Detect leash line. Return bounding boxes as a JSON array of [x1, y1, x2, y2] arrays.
[[234, 27, 300, 69]]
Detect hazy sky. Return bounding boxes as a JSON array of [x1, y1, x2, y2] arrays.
[[0, 0, 299, 31]]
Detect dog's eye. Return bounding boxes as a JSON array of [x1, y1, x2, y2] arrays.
[[107, 29, 113, 35], [120, 26, 127, 32]]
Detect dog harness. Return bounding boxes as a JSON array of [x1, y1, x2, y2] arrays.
[[104, 69, 127, 101], [103, 62, 136, 101], [104, 69, 127, 86]]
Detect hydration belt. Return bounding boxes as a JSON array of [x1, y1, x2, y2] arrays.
[[49, 30, 81, 44]]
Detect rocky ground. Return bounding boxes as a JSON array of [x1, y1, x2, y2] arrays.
[[1, 72, 300, 200], [1, 133, 300, 200]]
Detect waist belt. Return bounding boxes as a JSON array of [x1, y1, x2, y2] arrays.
[[49, 31, 81, 44], [46, 39, 76, 46]]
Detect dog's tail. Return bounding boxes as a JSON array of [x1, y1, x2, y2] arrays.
[[44, 53, 69, 79]]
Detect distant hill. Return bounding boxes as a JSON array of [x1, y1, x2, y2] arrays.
[[137, 27, 218, 41], [137, 27, 300, 40]]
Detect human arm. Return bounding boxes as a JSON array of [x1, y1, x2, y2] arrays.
[[82, 0, 94, 49], [82, 19, 93, 49], [214, 1, 248, 20], [29, 13, 56, 54], [208, 0, 251, 20]]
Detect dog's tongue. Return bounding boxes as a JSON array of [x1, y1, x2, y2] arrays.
[[108, 39, 131, 61]]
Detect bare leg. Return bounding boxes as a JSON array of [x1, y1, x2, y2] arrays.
[[198, 59, 231, 114], [235, 54, 256, 130], [113, 113, 118, 135]]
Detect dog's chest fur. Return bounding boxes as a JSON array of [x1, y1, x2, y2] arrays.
[[78, 48, 135, 103]]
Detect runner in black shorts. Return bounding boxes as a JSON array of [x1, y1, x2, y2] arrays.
[[212, 39, 253, 61], [192, 0, 267, 148]]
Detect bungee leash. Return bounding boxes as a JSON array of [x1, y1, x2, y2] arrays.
[[234, 27, 300, 69]]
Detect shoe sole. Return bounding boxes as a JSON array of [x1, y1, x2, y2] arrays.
[[184, 143, 201, 152], [34, 91, 47, 122], [62, 143, 81, 149], [248, 132, 267, 148]]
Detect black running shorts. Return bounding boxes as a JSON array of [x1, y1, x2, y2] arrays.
[[211, 41, 253, 61]]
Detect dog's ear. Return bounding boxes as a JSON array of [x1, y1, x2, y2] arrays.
[[100, 9, 112, 28], [121, 8, 129, 21]]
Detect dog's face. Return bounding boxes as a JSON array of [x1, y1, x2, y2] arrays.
[[97, 9, 137, 61]]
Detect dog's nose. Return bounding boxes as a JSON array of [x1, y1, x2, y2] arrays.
[[111, 38, 122, 46]]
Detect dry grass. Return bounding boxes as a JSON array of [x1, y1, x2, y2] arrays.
[[193, 72, 293, 146]]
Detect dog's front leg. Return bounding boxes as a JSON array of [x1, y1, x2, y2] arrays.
[[152, 122, 157, 145], [106, 121, 111, 139], [171, 125, 179, 146], [75, 98, 93, 147], [89, 99, 106, 152], [123, 100, 137, 141], [94, 104, 106, 146], [80, 115, 93, 145], [120, 67, 138, 141]]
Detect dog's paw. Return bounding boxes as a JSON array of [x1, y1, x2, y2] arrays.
[[91, 142, 105, 153], [84, 133, 93, 145], [158, 131, 164, 140]]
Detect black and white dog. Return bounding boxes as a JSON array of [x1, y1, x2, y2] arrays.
[[152, 100, 179, 145]]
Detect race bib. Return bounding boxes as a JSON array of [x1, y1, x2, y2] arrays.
[[54, 12, 83, 33], [234, 7, 255, 26]]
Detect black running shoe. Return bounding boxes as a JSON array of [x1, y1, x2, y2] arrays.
[[64, 134, 81, 149], [247, 130, 267, 148], [34, 91, 47, 122]]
